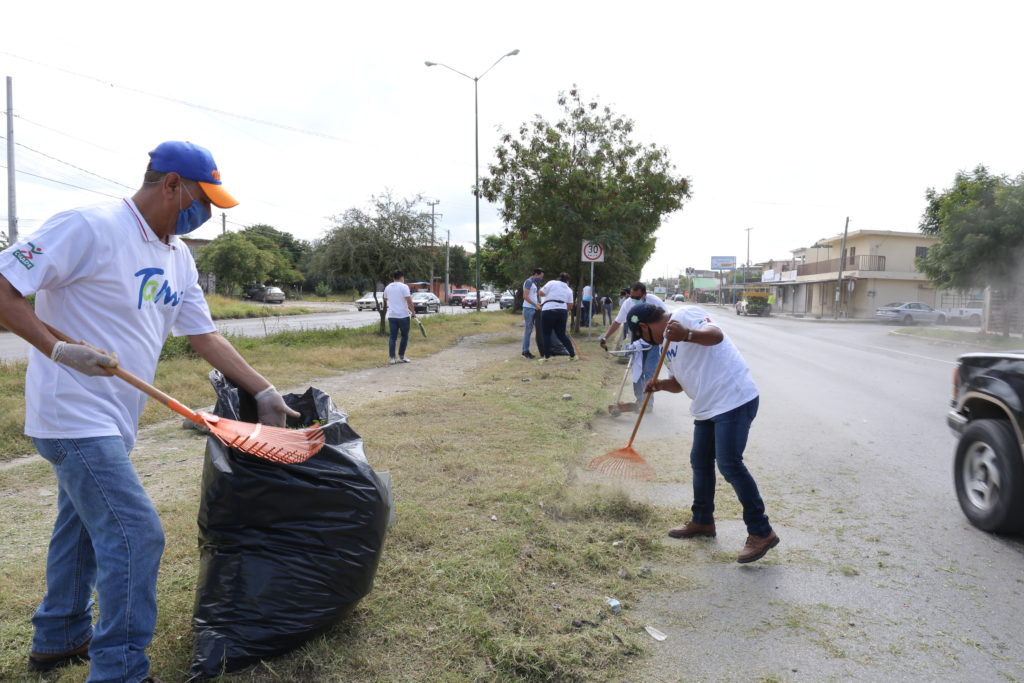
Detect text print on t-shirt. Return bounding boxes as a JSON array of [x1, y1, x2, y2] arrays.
[[135, 267, 183, 309]]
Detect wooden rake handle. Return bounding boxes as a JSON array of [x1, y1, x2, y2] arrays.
[[43, 322, 204, 425], [625, 340, 671, 448]]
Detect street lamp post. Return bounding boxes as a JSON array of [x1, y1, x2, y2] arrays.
[[426, 49, 520, 310]]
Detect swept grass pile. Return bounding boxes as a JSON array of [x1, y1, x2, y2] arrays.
[[0, 324, 672, 682]]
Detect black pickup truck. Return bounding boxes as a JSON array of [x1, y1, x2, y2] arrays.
[[947, 352, 1024, 533]]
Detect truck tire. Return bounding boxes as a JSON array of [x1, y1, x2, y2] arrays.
[[954, 419, 1024, 533], [935, 314, 946, 325]]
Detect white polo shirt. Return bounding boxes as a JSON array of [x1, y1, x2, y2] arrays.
[[664, 306, 759, 420], [0, 198, 216, 449], [614, 293, 667, 324]]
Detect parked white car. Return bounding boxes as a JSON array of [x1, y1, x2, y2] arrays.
[[355, 292, 385, 311]]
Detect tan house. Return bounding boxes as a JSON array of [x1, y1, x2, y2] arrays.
[[765, 230, 946, 319]]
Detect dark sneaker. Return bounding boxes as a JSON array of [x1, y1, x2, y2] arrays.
[[140, 677, 165, 683], [522, 351, 535, 359], [737, 531, 780, 563], [28, 640, 90, 672], [667, 521, 717, 538]]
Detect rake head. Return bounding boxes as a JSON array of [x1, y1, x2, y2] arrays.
[[587, 446, 656, 481], [200, 413, 326, 464]]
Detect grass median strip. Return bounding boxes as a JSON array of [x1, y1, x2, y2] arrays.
[[0, 320, 676, 681]]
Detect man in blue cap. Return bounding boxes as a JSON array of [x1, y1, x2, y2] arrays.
[[0, 141, 298, 682], [627, 302, 779, 564]]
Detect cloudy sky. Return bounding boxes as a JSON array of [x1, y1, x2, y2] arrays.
[[3, 0, 1022, 282]]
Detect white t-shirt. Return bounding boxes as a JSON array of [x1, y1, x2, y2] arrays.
[[539, 280, 574, 311], [0, 198, 216, 449], [582, 285, 592, 301], [615, 293, 667, 324], [664, 306, 759, 420], [384, 281, 412, 319]]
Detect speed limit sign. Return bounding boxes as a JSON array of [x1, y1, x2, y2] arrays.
[[581, 240, 605, 262]]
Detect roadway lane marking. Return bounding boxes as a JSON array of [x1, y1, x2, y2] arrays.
[[865, 344, 956, 365]]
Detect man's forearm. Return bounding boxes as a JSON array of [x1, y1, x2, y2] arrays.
[[0, 275, 59, 356], [188, 332, 271, 395]]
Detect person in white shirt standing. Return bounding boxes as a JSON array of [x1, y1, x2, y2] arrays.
[[0, 141, 298, 681], [627, 302, 779, 564], [580, 283, 593, 327], [520, 267, 544, 359], [599, 282, 668, 405], [383, 270, 417, 364], [537, 272, 577, 362]]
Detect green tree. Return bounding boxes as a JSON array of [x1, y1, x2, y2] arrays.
[[196, 232, 278, 295], [918, 165, 1024, 335], [309, 192, 434, 333], [429, 243, 472, 295], [480, 87, 691, 329], [240, 224, 308, 286]]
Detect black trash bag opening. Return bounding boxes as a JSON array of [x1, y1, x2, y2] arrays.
[[189, 371, 389, 680]]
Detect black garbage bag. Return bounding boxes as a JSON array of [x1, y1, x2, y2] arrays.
[[189, 371, 389, 679]]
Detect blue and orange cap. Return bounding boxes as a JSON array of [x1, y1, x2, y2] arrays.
[[147, 141, 239, 209]]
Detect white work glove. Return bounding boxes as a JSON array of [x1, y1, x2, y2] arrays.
[[254, 385, 301, 427], [50, 341, 119, 377]]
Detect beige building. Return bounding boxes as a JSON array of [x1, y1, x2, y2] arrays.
[[766, 230, 949, 319]]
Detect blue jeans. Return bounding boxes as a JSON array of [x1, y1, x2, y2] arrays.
[[688, 396, 771, 537], [540, 308, 575, 358], [581, 300, 592, 326], [32, 436, 164, 683], [632, 344, 662, 403], [522, 307, 537, 353], [388, 317, 411, 359]]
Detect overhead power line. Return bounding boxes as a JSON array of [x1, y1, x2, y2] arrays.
[[2, 50, 351, 143], [1, 135, 133, 190], [0, 163, 122, 198]]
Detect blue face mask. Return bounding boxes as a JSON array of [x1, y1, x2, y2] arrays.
[[175, 183, 212, 235]]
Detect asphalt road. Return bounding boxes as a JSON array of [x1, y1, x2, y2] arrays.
[[609, 303, 1024, 682], [0, 302, 491, 362]]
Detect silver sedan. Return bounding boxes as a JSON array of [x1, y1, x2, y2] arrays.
[[874, 301, 946, 325]]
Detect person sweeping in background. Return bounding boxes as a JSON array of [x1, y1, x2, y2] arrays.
[[599, 282, 667, 408], [626, 303, 779, 564], [0, 141, 298, 682]]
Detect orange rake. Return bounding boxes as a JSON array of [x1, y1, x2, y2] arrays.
[[587, 341, 670, 481], [45, 324, 325, 464]]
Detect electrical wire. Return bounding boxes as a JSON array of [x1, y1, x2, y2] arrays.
[[1, 50, 351, 143], [0, 135, 133, 190], [0, 163, 122, 198]]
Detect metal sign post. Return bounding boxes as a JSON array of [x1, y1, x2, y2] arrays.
[[582, 240, 605, 338]]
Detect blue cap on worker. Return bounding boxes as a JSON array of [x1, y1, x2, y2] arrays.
[[626, 303, 665, 341], [147, 141, 239, 209]]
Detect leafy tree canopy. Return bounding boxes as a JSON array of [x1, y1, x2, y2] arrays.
[[918, 165, 1024, 297], [480, 87, 691, 319], [309, 191, 434, 331], [196, 232, 279, 295]]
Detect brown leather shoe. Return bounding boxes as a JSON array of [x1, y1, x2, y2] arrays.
[[667, 521, 717, 538], [737, 531, 780, 563], [27, 640, 90, 672]]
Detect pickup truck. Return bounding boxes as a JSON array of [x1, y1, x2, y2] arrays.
[[941, 301, 984, 326], [947, 351, 1024, 533]]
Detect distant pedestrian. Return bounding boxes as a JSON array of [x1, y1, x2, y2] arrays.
[[581, 283, 593, 327], [384, 270, 417, 364], [601, 293, 613, 325], [537, 272, 577, 362], [521, 267, 544, 359]]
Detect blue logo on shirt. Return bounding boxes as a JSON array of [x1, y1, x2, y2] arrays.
[[135, 267, 183, 309]]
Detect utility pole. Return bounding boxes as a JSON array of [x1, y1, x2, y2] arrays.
[[834, 216, 850, 319], [221, 212, 226, 235], [6, 76, 17, 245], [744, 227, 753, 284], [426, 199, 440, 296], [444, 229, 450, 308]]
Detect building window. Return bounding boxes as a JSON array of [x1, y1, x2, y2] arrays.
[[915, 246, 929, 259]]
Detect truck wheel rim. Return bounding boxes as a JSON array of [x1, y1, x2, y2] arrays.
[[962, 441, 1001, 512]]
